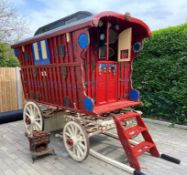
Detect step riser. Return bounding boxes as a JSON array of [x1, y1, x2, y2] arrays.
[[112, 112, 160, 171]]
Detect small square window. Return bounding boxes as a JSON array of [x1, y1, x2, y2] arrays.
[[57, 45, 65, 58], [120, 49, 129, 59]]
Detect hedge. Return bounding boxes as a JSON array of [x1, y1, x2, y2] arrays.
[[0, 43, 19, 67], [133, 23, 187, 125]]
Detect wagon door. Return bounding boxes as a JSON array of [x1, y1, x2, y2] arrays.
[[96, 25, 132, 105], [117, 28, 132, 99], [96, 21, 119, 104]]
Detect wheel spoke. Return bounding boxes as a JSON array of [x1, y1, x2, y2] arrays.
[[76, 144, 84, 156], [79, 142, 86, 150], [76, 146, 81, 158], [73, 145, 76, 155], [32, 124, 36, 131], [27, 124, 33, 133], [65, 132, 71, 137], [78, 137, 85, 143], [70, 125, 75, 135], [73, 125, 78, 136], [67, 127, 74, 136], [33, 107, 37, 116], [26, 108, 32, 116], [34, 122, 41, 130], [35, 118, 41, 122], [25, 112, 31, 118]]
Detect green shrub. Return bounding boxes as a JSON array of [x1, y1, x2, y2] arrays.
[[133, 23, 187, 125], [0, 43, 19, 67]]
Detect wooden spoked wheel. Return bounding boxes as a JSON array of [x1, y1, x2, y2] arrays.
[[23, 101, 44, 135], [63, 121, 89, 162]]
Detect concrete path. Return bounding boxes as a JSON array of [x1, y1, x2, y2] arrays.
[[0, 121, 186, 175]]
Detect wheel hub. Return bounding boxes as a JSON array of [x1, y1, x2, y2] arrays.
[[67, 138, 74, 146]]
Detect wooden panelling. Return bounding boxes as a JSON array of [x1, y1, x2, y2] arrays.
[[0, 67, 23, 112]]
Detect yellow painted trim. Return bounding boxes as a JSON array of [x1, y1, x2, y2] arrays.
[[22, 46, 25, 52], [41, 40, 47, 59], [33, 43, 39, 60], [118, 27, 132, 62], [66, 33, 70, 42]]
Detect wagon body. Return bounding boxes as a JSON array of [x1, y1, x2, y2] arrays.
[[12, 11, 151, 115]]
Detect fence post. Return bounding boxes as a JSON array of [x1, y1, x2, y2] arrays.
[[16, 67, 22, 109]]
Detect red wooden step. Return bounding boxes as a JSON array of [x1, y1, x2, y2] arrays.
[[125, 125, 146, 139], [112, 112, 160, 171], [133, 141, 154, 157]]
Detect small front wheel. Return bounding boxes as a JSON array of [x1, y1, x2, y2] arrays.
[[63, 121, 89, 162], [23, 101, 44, 135]]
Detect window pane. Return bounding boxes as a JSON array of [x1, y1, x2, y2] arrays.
[[41, 40, 48, 60], [33, 43, 39, 60]]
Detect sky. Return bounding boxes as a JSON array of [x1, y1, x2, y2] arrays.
[[9, 0, 187, 37]]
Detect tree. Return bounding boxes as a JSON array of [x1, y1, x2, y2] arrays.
[[0, 0, 28, 43], [0, 42, 19, 66], [0, 0, 28, 67]]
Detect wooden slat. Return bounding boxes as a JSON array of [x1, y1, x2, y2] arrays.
[[0, 67, 24, 112]]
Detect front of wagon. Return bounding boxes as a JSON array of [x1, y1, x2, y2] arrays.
[[88, 12, 152, 114]]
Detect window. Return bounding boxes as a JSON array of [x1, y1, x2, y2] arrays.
[[32, 40, 50, 65], [118, 28, 132, 62], [98, 21, 118, 61]]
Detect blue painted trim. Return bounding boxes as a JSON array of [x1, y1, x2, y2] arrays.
[[32, 43, 36, 62], [13, 48, 19, 57], [129, 89, 140, 101], [84, 97, 94, 112], [45, 39, 50, 61], [38, 41, 42, 60], [78, 33, 89, 49]]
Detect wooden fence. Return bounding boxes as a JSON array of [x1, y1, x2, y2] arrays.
[[0, 67, 24, 112]]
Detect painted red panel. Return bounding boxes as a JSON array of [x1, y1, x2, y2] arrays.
[[107, 63, 118, 102], [96, 62, 107, 105]]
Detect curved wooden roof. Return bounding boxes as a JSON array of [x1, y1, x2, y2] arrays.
[[12, 11, 151, 48]]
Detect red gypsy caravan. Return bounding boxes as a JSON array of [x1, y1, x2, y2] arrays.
[[12, 11, 180, 175]]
